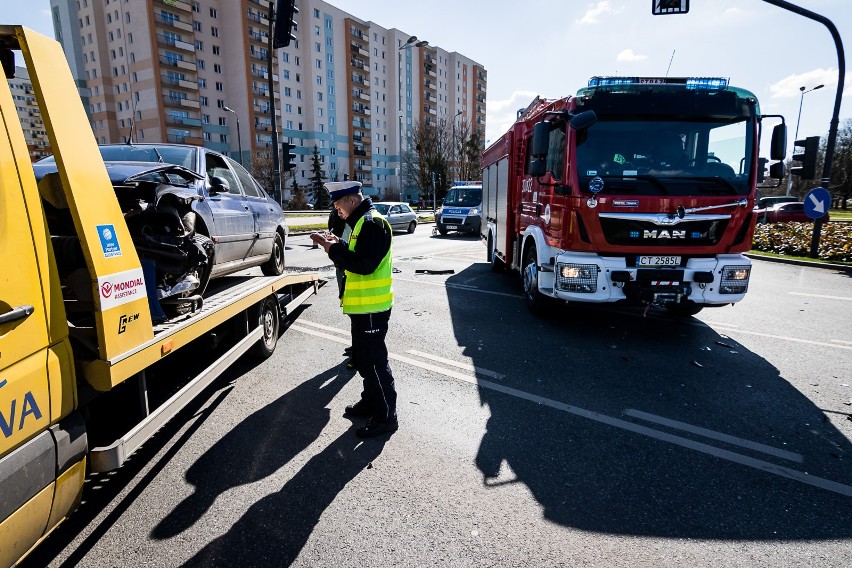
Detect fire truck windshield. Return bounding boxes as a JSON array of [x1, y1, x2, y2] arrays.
[[575, 117, 754, 196]]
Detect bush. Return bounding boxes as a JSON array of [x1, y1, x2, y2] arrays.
[[752, 221, 852, 263]]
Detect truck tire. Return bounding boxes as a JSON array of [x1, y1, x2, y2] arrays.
[[261, 231, 286, 276], [522, 244, 548, 314], [252, 295, 280, 359]]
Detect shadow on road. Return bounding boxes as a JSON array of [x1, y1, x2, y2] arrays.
[[447, 263, 852, 540], [152, 365, 350, 540]]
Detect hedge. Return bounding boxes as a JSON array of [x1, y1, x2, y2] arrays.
[[752, 221, 852, 263]]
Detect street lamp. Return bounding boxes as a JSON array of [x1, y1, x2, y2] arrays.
[[222, 105, 243, 166], [785, 83, 824, 195], [451, 110, 463, 183], [398, 35, 428, 204]]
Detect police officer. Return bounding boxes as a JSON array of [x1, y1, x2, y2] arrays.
[[310, 181, 398, 438]]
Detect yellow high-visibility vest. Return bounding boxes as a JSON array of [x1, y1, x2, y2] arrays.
[[341, 211, 393, 314]]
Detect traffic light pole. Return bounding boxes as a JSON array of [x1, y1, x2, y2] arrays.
[[761, 0, 845, 258], [268, 1, 282, 206]]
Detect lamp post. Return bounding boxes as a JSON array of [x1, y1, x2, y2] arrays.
[[398, 35, 428, 205], [222, 105, 243, 166], [451, 109, 463, 183], [785, 83, 824, 196]]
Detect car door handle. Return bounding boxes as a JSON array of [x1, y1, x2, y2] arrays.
[[0, 305, 35, 326]]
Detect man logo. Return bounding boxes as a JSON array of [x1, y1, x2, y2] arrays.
[[643, 230, 686, 239]]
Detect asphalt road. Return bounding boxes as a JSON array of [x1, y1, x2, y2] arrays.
[[24, 228, 852, 567]]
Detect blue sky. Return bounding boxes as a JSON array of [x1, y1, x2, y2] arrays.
[[7, 0, 850, 154]]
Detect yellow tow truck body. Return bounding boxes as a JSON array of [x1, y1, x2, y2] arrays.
[[0, 27, 317, 567]]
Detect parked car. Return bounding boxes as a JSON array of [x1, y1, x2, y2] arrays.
[[34, 143, 287, 314], [756, 195, 799, 209], [758, 201, 829, 224], [373, 201, 417, 233]]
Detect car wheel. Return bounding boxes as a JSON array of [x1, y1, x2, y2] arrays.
[[522, 244, 548, 315], [261, 231, 285, 276], [252, 295, 280, 359], [167, 233, 213, 317], [407, 220, 417, 233]]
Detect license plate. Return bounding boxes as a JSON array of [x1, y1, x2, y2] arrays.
[[638, 255, 681, 267], [446, 225, 459, 230]]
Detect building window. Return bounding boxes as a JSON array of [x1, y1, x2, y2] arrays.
[[215, 82, 224, 91], [198, 78, 206, 88], [193, 21, 201, 31], [315, 59, 321, 69], [313, 8, 319, 17], [214, 63, 222, 73], [211, 27, 219, 37], [210, 7, 217, 18], [217, 100, 225, 109], [212, 45, 220, 56], [202, 114, 210, 124], [218, 116, 227, 126], [284, 87, 291, 96], [195, 40, 203, 51], [200, 95, 208, 106], [314, 25, 320, 36]]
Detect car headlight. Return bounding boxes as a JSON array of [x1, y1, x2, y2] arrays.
[[468, 208, 480, 216]]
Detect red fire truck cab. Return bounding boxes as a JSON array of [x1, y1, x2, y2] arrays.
[[482, 76, 787, 316]]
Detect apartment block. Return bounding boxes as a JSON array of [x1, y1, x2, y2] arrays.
[[52, 0, 485, 199], [6, 67, 52, 161]]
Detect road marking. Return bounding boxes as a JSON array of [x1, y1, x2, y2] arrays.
[[395, 276, 524, 299], [701, 322, 852, 351], [406, 349, 504, 380], [293, 319, 351, 337], [789, 292, 852, 301], [623, 409, 803, 462], [290, 320, 852, 498], [831, 339, 852, 345]]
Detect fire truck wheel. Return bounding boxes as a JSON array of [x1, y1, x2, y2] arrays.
[[252, 295, 281, 359], [522, 244, 548, 314], [488, 234, 503, 273]]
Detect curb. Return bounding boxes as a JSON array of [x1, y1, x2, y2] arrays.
[[745, 253, 852, 273]]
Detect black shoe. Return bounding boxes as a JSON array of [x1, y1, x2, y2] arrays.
[[346, 358, 358, 369], [343, 400, 372, 418], [343, 346, 354, 356], [356, 416, 398, 438]]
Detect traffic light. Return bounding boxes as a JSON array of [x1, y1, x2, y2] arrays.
[[282, 142, 297, 170], [652, 0, 689, 15], [790, 136, 820, 180], [273, 0, 298, 49]]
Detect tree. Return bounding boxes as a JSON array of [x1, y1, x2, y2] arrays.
[[401, 118, 452, 207], [308, 145, 330, 209], [289, 176, 309, 210], [829, 118, 852, 209]]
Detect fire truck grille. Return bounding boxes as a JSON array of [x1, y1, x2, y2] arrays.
[[599, 218, 730, 247]]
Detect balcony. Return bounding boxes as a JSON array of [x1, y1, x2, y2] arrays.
[[155, 0, 191, 12], [424, 105, 437, 115], [157, 34, 194, 52], [424, 55, 436, 65], [355, 164, 372, 172], [165, 115, 202, 127], [155, 14, 193, 32], [159, 55, 197, 71], [162, 76, 198, 90], [353, 148, 367, 157], [350, 43, 369, 56], [162, 94, 200, 109]]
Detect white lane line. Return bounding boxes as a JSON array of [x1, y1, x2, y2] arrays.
[[789, 292, 852, 301], [291, 321, 852, 498], [701, 323, 852, 351], [831, 339, 852, 345], [406, 349, 504, 380], [394, 276, 524, 299], [623, 409, 803, 463]]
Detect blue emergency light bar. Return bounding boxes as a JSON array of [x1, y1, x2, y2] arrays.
[[588, 76, 729, 90]]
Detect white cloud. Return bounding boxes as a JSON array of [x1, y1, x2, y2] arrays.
[[617, 49, 647, 62], [577, 1, 611, 25], [485, 90, 539, 145], [769, 69, 839, 98]]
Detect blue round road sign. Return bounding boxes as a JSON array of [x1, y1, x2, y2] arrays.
[[804, 187, 831, 220]]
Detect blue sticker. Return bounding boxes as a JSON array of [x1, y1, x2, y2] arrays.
[[0, 379, 7, 389], [96, 224, 122, 258]]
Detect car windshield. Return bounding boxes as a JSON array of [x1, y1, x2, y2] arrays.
[[444, 188, 482, 206], [575, 118, 754, 196], [373, 203, 390, 215], [97, 145, 198, 170]]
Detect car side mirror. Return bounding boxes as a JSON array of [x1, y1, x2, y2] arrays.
[[209, 175, 229, 194]]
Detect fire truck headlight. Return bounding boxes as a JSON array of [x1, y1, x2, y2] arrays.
[[556, 263, 598, 293], [720, 265, 750, 294]]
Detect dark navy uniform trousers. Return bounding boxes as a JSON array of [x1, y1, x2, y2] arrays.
[[350, 309, 397, 422]]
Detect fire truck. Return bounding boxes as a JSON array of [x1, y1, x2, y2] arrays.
[[481, 77, 787, 315]]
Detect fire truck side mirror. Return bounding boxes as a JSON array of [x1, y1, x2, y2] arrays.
[[532, 121, 551, 158], [770, 123, 786, 161], [529, 158, 547, 177], [569, 110, 598, 131]]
